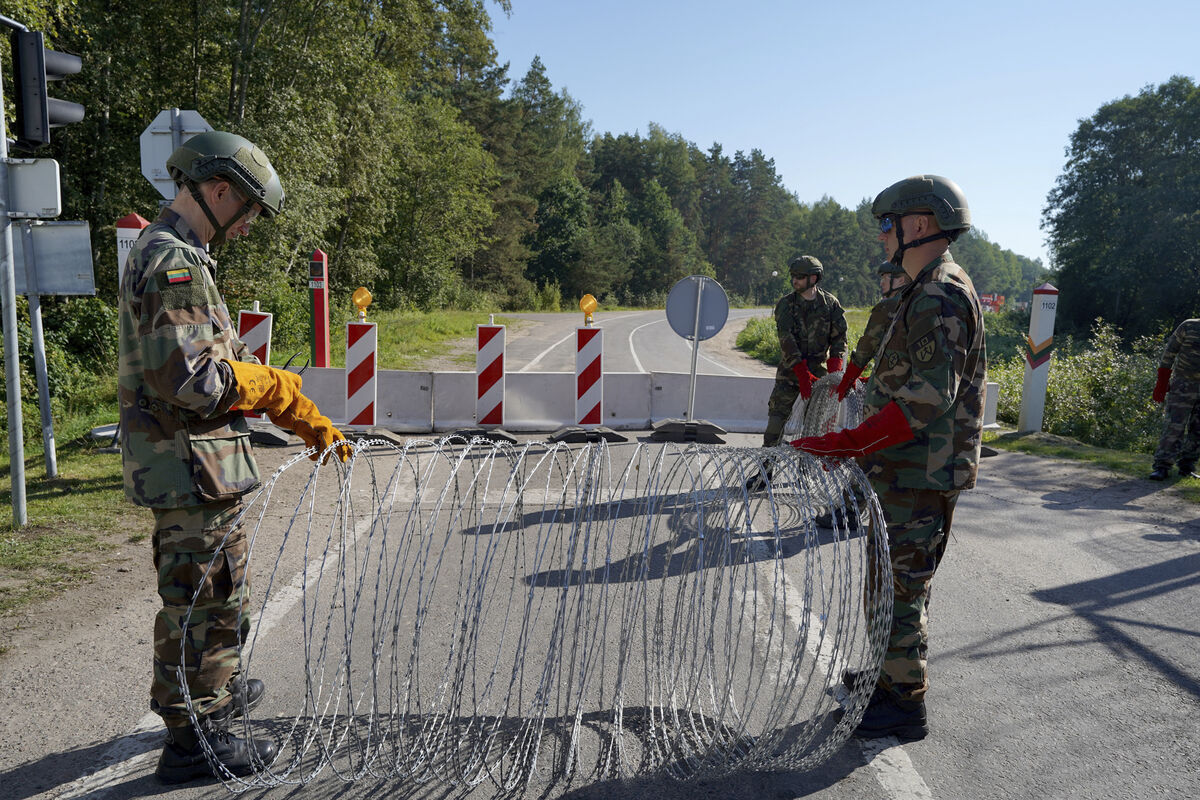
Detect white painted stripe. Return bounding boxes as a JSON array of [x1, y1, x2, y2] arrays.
[[60, 515, 375, 798], [520, 329, 574, 372]]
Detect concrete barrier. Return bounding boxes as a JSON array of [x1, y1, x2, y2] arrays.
[[292, 368, 1002, 436]]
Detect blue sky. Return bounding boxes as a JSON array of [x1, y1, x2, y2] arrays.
[[488, 0, 1200, 268]]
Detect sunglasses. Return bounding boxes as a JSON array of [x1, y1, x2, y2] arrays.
[[878, 212, 932, 234]]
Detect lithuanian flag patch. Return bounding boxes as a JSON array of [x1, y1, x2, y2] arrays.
[[165, 267, 192, 284]]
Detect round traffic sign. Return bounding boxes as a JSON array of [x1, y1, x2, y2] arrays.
[[665, 275, 729, 341]]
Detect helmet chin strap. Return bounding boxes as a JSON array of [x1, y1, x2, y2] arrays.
[[889, 222, 955, 267], [185, 180, 255, 250]]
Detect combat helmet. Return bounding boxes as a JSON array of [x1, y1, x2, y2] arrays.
[[788, 255, 823, 281], [877, 259, 910, 298], [872, 174, 970, 263], [167, 131, 284, 247]]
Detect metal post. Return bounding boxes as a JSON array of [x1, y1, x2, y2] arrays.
[[0, 55, 29, 526], [21, 224, 56, 477], [686, 277, 704, 422]]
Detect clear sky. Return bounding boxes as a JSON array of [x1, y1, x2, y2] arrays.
[[488, 0, 1200, 267]]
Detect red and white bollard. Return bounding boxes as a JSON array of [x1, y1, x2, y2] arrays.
[[576, 327, 603, 426], [345, 321, 377, 427], [476, 324, 505, 426], [237, 304, 272, 420]]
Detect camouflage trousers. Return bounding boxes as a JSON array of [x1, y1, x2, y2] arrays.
[[1153, 380, 1200, 470], [150, 499, 251, 727], [866, 484, 958, 703], [762, 360, 828, 447]]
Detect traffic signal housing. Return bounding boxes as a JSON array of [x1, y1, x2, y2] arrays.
[[9, 30, 84, 150]]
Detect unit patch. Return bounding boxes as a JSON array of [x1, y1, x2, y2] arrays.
[[165, 267, 192, 284], [914, 333, 936, 363]]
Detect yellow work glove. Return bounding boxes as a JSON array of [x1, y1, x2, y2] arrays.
[[224, 360, 350, 463]]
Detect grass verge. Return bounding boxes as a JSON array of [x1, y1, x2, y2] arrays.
[[983, 428, 1200, 504]]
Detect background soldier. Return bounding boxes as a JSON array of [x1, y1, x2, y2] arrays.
[[835, 260, 912, 401], [1149, 318, 1200, 480], [119, 131, 349, 782], [793, 175, 985, 741], [761, 255, 848, 448]]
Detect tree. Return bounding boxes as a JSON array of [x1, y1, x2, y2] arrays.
[[1044, 75, 1200, 339]]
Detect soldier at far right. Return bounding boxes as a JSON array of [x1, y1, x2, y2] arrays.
[[1149, 318, 1200, 480]]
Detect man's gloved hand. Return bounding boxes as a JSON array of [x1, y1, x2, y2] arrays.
[[792, 363, 816, 400], [225, 360, 349, 463], [267, 394, 349, 464], [827, 357, 844, 374], [790, 401, 914, 459], [835, 362, 864, 401], [1153, 367, 1172, 404]]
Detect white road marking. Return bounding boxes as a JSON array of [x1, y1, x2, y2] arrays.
[[58, 516, 375, 798], [518, 312, 642, 372]]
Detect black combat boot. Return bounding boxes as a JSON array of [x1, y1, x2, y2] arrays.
[[853, 693, 928, 741], [815, 507, 859, 530], [744, 463, 773, 493], [208, 676, 266, 724], [1178, 462, 1198, 479], [156, 716, 277, 784], [1149, 466, 1171, 481]]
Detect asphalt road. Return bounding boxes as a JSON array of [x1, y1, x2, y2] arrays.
[[1, 313, 1198, 800]]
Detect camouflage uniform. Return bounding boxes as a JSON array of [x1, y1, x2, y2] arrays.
[[763, 288, 848, 446], [1153, 319, 1200, 472], [119, 209, 261, 727], [849, 294, 902, 371], [859, 252, 986, 703]]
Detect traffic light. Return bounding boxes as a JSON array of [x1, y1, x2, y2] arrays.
[[9, 30, 84, 150]]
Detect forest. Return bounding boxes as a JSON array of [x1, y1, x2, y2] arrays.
[[4, 0, 1047, 349]]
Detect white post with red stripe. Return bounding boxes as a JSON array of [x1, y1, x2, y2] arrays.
[[575, 326, 603, 426], [476, 324, 505, 427], [345, 321, 378, 427], [237, 303, 272, 420]]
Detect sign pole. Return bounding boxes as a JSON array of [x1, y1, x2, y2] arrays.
[[0, 57, 28, 525], [20, 223, 56, 477]]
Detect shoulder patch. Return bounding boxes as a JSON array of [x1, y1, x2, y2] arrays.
[[914, 333, 936, 363], [165, 267, 192, 285]]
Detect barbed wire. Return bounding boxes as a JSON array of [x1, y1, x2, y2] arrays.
[[180, 383, 891, 796]]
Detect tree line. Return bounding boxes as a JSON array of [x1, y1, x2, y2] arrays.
[[10, 0, 1046, 348]]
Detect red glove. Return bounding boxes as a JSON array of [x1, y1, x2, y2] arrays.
[[1153, 367, 1172, 404], [827, 357, 844, 373], [790, 401, 914, 458], [835, 361, 864, 401], [792, 363, 816, 400]]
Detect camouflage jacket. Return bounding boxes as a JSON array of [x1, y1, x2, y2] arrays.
[[774, 288, 848, 377], [849, 294, 902, 369], [118, 209, 260, 508], [860, 252, 986, 491], [1160, 319, 1200, 380]]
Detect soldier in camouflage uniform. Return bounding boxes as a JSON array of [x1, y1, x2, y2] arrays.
[[120, 131, 348, 782], [835, 261, 911, 401], [761, 255, 848, 449], [794, 175, 985, 741], [1149, 319, 1200, 480]]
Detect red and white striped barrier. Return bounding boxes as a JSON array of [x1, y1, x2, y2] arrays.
[[238, 308, 272, 420], [576, 327, 603, 426], [346, 321, 377, 427], [476, 324, 505, 426]]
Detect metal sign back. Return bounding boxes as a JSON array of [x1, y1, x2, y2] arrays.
[[6, 158, 61, 218], [665, 275, 729, 341], [11, 220, 96, 295], [140, 109, 212, 200]]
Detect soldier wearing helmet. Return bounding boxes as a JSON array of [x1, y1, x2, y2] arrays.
[[835, 261, 913, 401], [794, 175, 986, 742], [118, 131, 347, 782], [754, 255, 848, 456]]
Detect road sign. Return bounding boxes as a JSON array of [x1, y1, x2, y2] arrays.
[[5, 157, 61, 217], [10, 220, 95, 295], [139, 108, 211, 199], [665, 275, 729, 341]]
